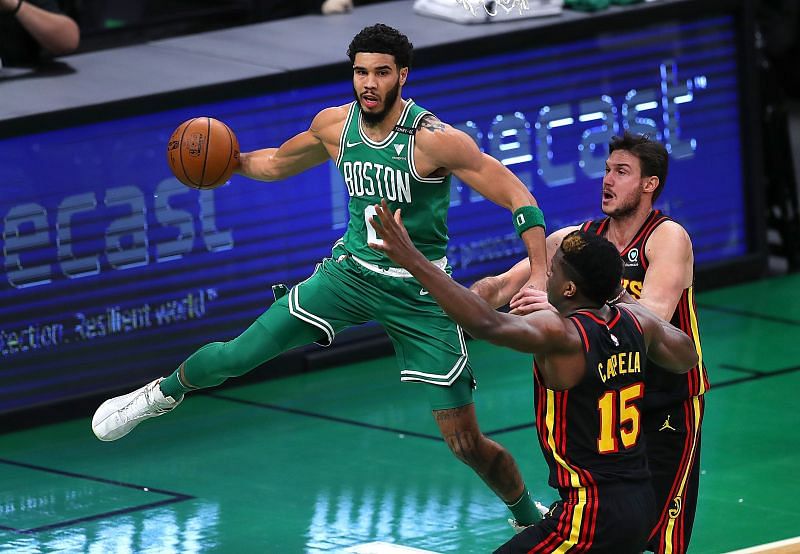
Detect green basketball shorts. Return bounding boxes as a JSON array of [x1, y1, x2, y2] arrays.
[[261, 243, 476, 410]]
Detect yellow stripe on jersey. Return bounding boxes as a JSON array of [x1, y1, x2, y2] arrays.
[[545, 389, 588, 551], [686, 286, 706, 395], [662, 395, 703, 554], [660, 286, 704, 552]]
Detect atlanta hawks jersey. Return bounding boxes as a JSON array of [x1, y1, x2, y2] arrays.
[[581, 211, 709, 407], [534, 306, 650, 489]]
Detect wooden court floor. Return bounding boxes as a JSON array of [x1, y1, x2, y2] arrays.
[[1, 273, 799, 553]]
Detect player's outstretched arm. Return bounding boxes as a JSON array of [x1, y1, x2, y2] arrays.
[[470, 258, 530, 309], [368, 200, 571, 354], [237, 106, 342, 182], [506, 226, 581, 314], [472, 225, 579, 313], [626, 303, 698, 373], [415, 119, 548, 291]]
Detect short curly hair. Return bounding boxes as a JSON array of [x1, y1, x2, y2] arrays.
[[347, 24, 413, 68], [560, 230, 622, 305]]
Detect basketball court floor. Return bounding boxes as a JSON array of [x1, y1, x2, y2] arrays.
[[1, 273, 799, 553]]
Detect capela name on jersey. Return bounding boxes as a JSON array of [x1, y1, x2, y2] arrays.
[[597, 350, 641, 383], [342, 161, 412, 203]]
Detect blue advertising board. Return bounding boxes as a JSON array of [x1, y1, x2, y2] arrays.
[[0, 15, 748, 413]]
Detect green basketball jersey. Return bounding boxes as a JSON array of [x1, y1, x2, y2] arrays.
[[335, 100, 452, 266]]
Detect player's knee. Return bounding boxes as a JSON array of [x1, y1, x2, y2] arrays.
[[444, 432, 484, 467]]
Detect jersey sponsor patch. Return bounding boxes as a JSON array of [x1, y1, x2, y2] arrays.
[[393, 124, 416, 135], [624, 247, 640, 268]]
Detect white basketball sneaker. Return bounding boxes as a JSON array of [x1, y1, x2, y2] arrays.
[[92, 378, 182, 441]]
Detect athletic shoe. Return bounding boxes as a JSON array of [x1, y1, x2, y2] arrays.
[[508, 518, 530, 534], [92, 378, 181, 441]]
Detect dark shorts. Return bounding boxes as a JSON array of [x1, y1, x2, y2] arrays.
[[644, 395, 705, 554], [495, 482, 656, 554]]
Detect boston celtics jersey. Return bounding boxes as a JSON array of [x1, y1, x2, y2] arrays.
[[335, 100, 452, 266]]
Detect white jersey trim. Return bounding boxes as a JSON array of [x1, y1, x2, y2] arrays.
[[350, 253, 447, 279], [335, 102, 357, 168], [400, 325, 469, 386], [288, 263, 335, 347], [357, 99, 415, 149]]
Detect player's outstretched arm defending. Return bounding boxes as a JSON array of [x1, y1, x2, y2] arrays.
[[369, 200, 698, 378], [368, 201, 558, 351], [471, 226, 578, 312]]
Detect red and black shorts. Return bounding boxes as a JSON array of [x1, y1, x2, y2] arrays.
[[645, 395, 705, 554], [494, 481, 656, 554]]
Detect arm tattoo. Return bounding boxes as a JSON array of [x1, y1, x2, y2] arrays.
[[418, 114, 446, 133]]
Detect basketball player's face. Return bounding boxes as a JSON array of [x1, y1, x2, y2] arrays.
[[352, 53, 408, 124], [601, 150, 648, 218]]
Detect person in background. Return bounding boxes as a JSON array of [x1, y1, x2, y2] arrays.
[[0, 0, 79, 67]]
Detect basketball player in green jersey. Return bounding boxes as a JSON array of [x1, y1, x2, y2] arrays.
[[92, 24, 548, 527]]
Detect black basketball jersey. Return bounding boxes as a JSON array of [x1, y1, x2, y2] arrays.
[[534, 306, 650, 490], [581, 211, 709, 407]]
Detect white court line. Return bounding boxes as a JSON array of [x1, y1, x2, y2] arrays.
[[724, 536, 800, 554], [344, 542, 440, 554]]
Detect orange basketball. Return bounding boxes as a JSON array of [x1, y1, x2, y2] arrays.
[[166, 117, 240, 190]]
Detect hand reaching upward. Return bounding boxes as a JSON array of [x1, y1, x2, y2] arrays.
[[367, 199, 427, 270]]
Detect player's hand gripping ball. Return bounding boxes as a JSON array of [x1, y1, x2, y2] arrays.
[[166, 117, 240, 189]]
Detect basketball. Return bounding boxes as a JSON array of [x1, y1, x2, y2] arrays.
[[166, 117, 240, 189]]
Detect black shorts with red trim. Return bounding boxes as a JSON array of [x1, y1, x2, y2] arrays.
[[645, 395, 705, 554], [494, 481, 656, 554]]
